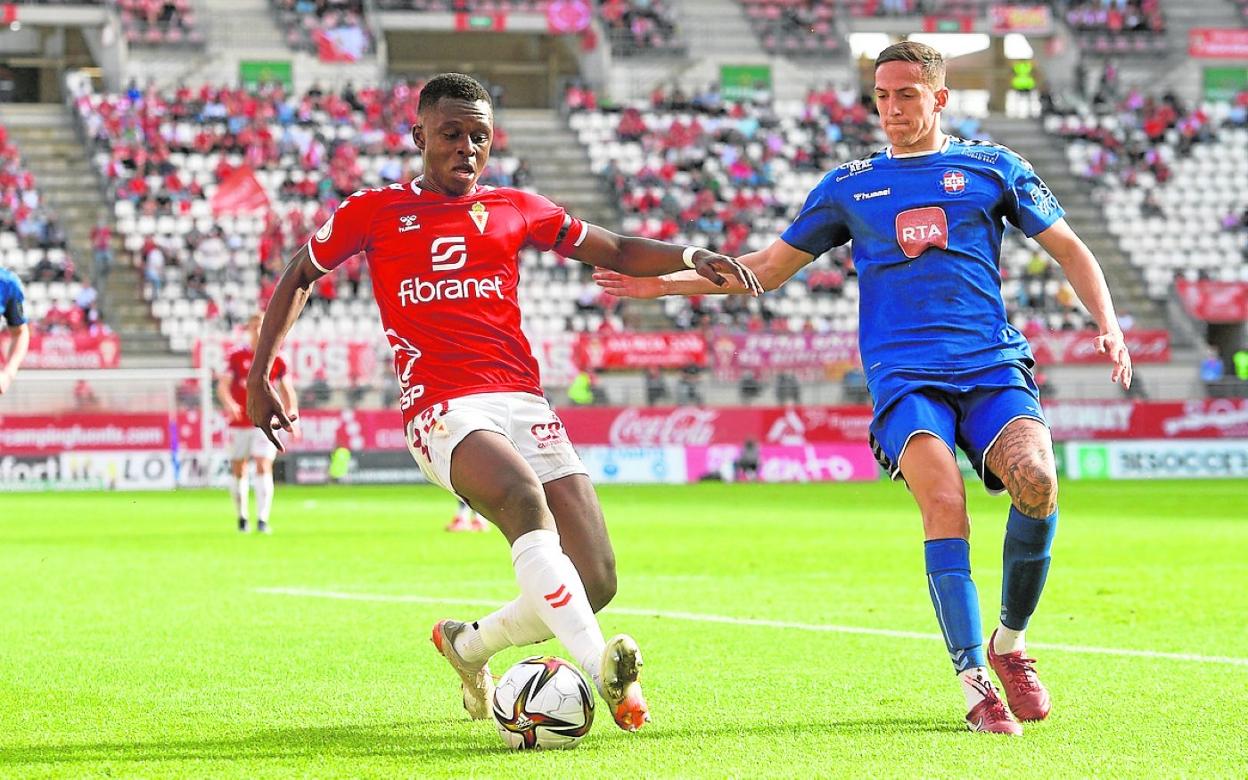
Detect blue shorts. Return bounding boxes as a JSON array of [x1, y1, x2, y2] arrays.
[[867, 363, 1046, 494]]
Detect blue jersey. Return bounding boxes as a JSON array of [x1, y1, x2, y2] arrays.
[[781, 136, 1063, 411], [0, 267, 27, 328]]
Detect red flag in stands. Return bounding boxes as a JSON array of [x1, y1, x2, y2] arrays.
[[313, 28, 364, 62], [210, 165, 269, 216]]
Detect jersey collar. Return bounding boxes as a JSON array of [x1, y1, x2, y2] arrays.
[[409, 177, 482, 199], [887, 135, 951, 159]]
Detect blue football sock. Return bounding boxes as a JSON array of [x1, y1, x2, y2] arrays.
[[1000, 506, 1058, 631], [924, 538, 985, 673]]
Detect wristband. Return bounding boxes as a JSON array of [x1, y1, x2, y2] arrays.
[[682, 246, 699, 269]]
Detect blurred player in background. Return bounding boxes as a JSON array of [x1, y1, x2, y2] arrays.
[[0, 266, 30, 395], [595, 42, 1133, 735], [218, 312, 298, 533], [448, 497, 489, 532], [246, 72, 762, 732]]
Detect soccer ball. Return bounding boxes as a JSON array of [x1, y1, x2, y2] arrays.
[[492, 656, 595, 750]]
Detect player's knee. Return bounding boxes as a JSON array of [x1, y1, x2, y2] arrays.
[[919, 491, 969, 534], [1016, 460, 1058, 517], [493, 479, 553, 527], [583, 558, 617, 611]]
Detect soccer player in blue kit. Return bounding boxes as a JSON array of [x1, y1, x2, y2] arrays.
[[595, 41, 1134, 734], [0, 266, 30, 396]]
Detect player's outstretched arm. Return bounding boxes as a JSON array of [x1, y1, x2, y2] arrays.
[[0, 323, 29, 395], [247, 245, 322, 450], [1035, 218, 1133, 388], [593, 238, 812, 299], [571, 224, 764, 296]]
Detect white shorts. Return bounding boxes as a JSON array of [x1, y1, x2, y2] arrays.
[[228, 427, 279, 462], [405, 391, 588, 494]]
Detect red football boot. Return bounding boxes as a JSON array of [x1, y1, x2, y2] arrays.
[[988, 629, 1052, 721], [966, 685, 1023, 736]]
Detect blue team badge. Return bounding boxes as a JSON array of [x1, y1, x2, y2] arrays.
[[940, 170, 968, 196]]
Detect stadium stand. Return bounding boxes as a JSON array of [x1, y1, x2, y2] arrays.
[[0, 124, 103, 333], [599, 0, 684, 56], [116, 0, 206, 48], [572, 88, 1096, 336], [1046, 89, 1248, 302], [71, 81, 532, 355], [269, 0, 373, 58], [735, 0, 843, 57], [1062, 0, 1168, 55]]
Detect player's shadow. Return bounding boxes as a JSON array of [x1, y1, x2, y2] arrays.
[[637, 716, 963, 741], [0, 719, 501, 766]]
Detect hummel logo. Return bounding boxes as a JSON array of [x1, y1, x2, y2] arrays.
[[399, 214, 421, 233], [853, 188, 891, 201]]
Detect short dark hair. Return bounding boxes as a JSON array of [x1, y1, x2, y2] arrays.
[[418, 73, 492, 113], [874, 41, 946, 88]]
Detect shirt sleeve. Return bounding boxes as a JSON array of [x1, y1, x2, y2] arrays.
[[505, 190, 588, 253], [780, 174, 851, 256], [307, 189, 380, 273], [1006, 156, 1065, 237], [2, 282, 26, 327]]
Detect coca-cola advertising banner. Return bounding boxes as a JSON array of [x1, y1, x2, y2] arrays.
[[572, 332, 707, 370], [1189, 29, 1248, 59], [1028, 329, 1170, 364], [193, 337, 382, 382], [709, 332, 860, 379], [1175, 280, 1248, 323], [557, 406, 875, 447], [0, 331, 122, 369]]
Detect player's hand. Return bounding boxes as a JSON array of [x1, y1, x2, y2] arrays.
[[246, 379, 299, 452], [592, 270, 667, 299], [1095, 329, 1133, 389], [688, 249, 764, 296], [0, 370, 11, 395]]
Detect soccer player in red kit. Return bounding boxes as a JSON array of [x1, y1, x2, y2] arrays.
[[217, 312, 298, 533], [246, 72, 762, 732]]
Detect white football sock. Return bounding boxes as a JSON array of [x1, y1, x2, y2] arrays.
[[510, 529, 606, 685], [959, 667, 994, 710], [994, 625, 1026, 654], [230, 473, 249, 520], [454, 598, 553, 666], [254, 471, 274, 522]]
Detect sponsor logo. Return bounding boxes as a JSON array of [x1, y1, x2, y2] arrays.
[[430, 236, 468, 271], [833, 158, 874, 182], [608, 408, 719, 447], [941, 169, 968, 196], [1161, 401, 1248, 436], [398, 214, 420, 233], [895, 206, 949, 259], [853, 188, 891, 202], [384, 329, 425, 401], [396, 275, 504, 307], [315, 215, 334, 242], [469, 202, 489, 234], [958, 146, 1000, 164], [530, 420, 568, 449], [1026, 182, 1059, 215]]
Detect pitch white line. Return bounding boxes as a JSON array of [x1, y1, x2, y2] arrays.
[[254, 587, 1248, 668]]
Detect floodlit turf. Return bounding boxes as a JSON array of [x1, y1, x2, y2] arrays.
[[1, 480, 1245, 778]]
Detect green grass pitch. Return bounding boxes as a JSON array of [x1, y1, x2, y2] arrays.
[[1, 481, 1245, 778]]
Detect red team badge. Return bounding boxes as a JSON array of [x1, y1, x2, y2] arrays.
[[895, 207, 949, 259]]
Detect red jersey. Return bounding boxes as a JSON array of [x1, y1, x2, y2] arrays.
[[224, 345, 287, 428], [306, 180, 587, 428]]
